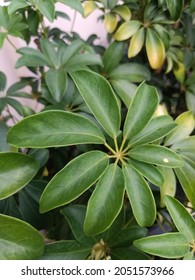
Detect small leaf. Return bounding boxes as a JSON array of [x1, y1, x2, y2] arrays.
[[165, 111, 195, 146], [102, 41, 125, 73], [104, 13, 117, 33], [129, 115, 177, 146], [71, 70, 120, 138], [128, 159, 164, 187], [166, 0, 184, 21], [146, 28, 165, 70], [83, 1, 98, 17], [123, 83, 158, 140], [84, 164, 125, 236], [36, 0, 55, 22], [8, 0, 29, 14], [7, 110, 105, 148], [172, 136, 195, 163], [16, 47, 50, 68], [58, 0, 84, 15], [40, 240, 90, 260], [113, 5, 131, 21], [173, 61, 185, 84], [123, 165, 156, 227], [128, 27, 145, 58], [0, 152, 39, 200], [40, 39, 58, 67], [111, 247, 150, 260], [158, 167, 176, 207], [40, 151, 109, 212], [0, 214, 44, 260], [0, 71, 7, 91], [109, 63, 151, 82], [165, 196, 195, 243], [133, 233, 189, 258], [129, 144, 183, 168], [114, 20, 141, 41], [45, 69, 67, 103], [59, 39, 84, 67]]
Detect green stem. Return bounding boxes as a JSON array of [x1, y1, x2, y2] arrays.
[[114, 136, 119, 153], [6, 36, 17, 50], [104, 142, 116, 155], [119, 136, 127, 153]]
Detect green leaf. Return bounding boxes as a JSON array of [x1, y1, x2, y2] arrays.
[[40, 151, 109, 212], [40, 240, 90, 260], [165, 111, 195, 146], [113, 5, 131, 21], [0, 121, 11, 152], [66, 53, 103, 69], [165, 196, 195, 243], [114, 20, 141, 41], [129, 115, 176, 146], [110, 80, 137, 108], [35, 0, 55, 22], [183, 251, 195, 260], [71, 70, 120, 138], [0, 152, 39, 200], [16, 47, 50, 68], [172, 136, 195, 163], [58, 0, 84, 15], [111, 247, 150, 260], [123, 83, 158, 140], [45, 69, 67, 103], [8, 0, 29, 14], [0, 214, 44, 260], [7, 110, 105, 148], [166, 0, 183, 21], [84, 164, 125, 236], [123, 165, 156, 227], [0, 32, 6, 48], [40, 38, 58, 67], [133, 233, 189, 258], [128, 159, 164, 187], [109, 63, 151, 82], [128, 27, 145, 58], [158, 167, 176, 207], [129, 144, 183, 168], [61, 205, 96, 246], [6, 97, 24, 116], [174, 158, 195, 209], [0, 71, 7, 91], [102, 41, 125, 73]]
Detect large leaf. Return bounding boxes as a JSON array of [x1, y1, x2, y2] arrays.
[[128, 159, 164, 187], [123, 165, 156, 227], [129, 144, 183, 168], [109, 63, 151, 82], [84, 164, 125, 236], [45, 69, 67, 103], [133, 233, 189, 258], [71, 70, 120, 138], [61, 205, 96, 246], [123, 83, 158, 140], [40, 240, 90, 260], [7, 110, 105, 148], [40, 151, 109, 212], [165, 196, 195, 243], [166, 0, 184, 21], [129, 115, 176, 146], [165, 111, 195, 146], [0, 214, 44, 260], [0, 152, 39, 200]]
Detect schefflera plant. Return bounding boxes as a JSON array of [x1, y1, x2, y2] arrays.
[[7, 69, 183, 236]]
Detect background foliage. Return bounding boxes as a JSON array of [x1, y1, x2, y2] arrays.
[[0, 0, 195, 260]]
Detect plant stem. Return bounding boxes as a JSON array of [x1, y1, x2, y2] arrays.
[[70, 10, 77, 34], [114, 136, 119, 153], [104, 142, 116, 155], [6, 36, 17, 50]]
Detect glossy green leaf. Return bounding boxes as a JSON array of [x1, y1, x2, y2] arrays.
[[7, 110, 105, 148], [0, 214, 44, 260], [59, 39, 84, 67], [123, 83, 158, 140], [166, 0, 183, 21], [128, 159, 164, 187], [165, 111, 195, 146], [84, 164, 125, 236], [0, 71, 6, 91], [128, 27, 145, 58], [16, 47, 50, 68], [158, 167, 176, 207], [8, 0, 29, 14], [183, 251, 195, 260], [40, 240, 90, 260], [172, 136, 195, 163], [0, 152, 39, 200], [113, 5, 131, 21], [61, 205, 96, 246], [129, 115, 176, 146], [165, 196, 195, 242], [123, 165, 156, 227], [0, 122, 11, 152], [40, 151, 109, 212], [186, 91, 195, 115], [111, 246, 150, 260], [45, 69, 67, 103], [114, 20, 141, 41], [174, 158, 195, 209], [71, 70, 120, 138], [36, 0, 55, 22], [40, 39, 58, 67], [110, 80, 136, 108], [133, 233, 189, 258], [58, 0, 84, 15], [102, 41, 125, 73], [0, 32, 6, 48], [66, 53, 103, 69], [129, 144, 183, 168], [109, 63, 151, 82], [104, 13, 117, 33]]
